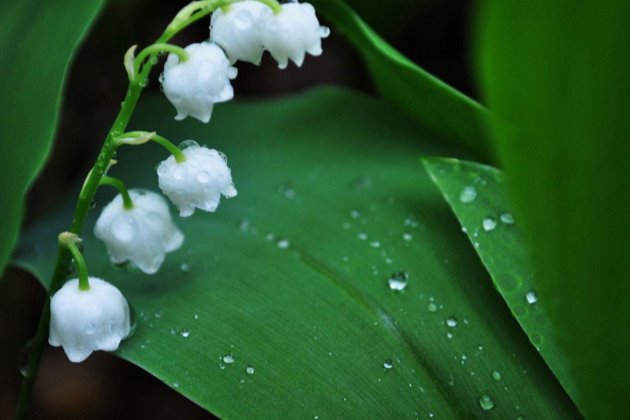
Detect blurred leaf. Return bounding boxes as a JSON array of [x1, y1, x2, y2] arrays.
[[478, 1, 630, 417], [423, 157, 578, 408], [0, 0, 105, 277], [312, 0, 492, 160], [16, 88, 577, 418]]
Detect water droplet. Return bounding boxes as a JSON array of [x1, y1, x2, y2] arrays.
[[173, 382, 180, 388], [227, 66, 238, 79], [482, 217, 497, 231], [402, 232, 413, 241], [18, 339, 34, 378], [500, 212, 515, 224], [238, 219, 250, 232], [277, 239, 290, 249], [318, 26, 331, 37], [154, 310, 163, 319], [234, 10, 253, 29], [178, 139, 199, 150], [180, 263, 190, 272], [388, 272, 409, 291], [223, 354, 235, 364], [196, 171, 210, 184], [357, 232, 367, 241], [478, 394, 495, 411], [246, 366, 255, 375], [383, 359, 393, 369], [180, 328, 190, 338], [492, 370, 502, 381], [350, 209, 361, 219], [112, 215, 136, 242], [459, 186, 478, 203], [369, 240, 381, 248], [446, 316, 458, 328], [428, 303, 438, 313], [446, 332, 453, 339], [173, 167, 185, 180], [526, 291, 538, 304]]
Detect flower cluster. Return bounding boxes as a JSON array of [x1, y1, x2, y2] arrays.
[[163, 0, 328, 122], [49, 0, 326, 363]]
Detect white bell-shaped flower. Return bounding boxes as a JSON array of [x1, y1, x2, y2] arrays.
[[160, 42, 237, 123], [210, 1, 271, 64], [49, 277, 131, 363], [157, 142, 237, 217], [94, 189, 184, 274], [259, 2, 329, 69]]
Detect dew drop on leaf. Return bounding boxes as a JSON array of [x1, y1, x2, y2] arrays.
[[482, 217, 497, 231], [459, 186, 477, 203], [526, 291, 538, 304], [388, 272, 409, 291], [383, 359, 393, 370], [478, 394, 495, 411]]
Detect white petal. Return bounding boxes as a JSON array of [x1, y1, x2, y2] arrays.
[[157, 144, 237, 217], [161, 42, 234, 123], [49, 278, 131, 363], [94, 189, 183, 274]]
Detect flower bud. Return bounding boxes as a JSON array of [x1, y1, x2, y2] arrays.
[[210, 1, 270, 64], [94, 189, 184, 274], [160, 42, 237, 123], [157, 142, 237, 217], [49, 278, 131, 363], [259, 2, 329, 69]]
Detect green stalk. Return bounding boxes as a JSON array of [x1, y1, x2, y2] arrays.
[[13, 2, 230, 417], [100, 176, 134, 210]]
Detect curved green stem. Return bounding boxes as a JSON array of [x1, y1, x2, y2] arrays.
[[115, 131, 186, 163], [14, 2, 228, 418], [134, 43, 189, 75], [67, 244, 90, 291], [100, 176, 134, 210], [152, 134, 187, 163]]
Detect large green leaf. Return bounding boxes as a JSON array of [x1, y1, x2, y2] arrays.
[[422, 157, 578, 409], [312, 0, 492, 160], [0, 0, 105, 277], [15, 88, 577, 417], [478, 1, 630, 417]]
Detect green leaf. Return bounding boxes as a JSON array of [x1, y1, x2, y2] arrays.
[[477, 1, 630, 417], [311, 0, 492, 160], [422, 157, 578, 408], [0, 0, 105, 277], [15, 88, 577, 418]]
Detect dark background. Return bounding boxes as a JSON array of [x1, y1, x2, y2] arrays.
[[0, 0, 476, 418]]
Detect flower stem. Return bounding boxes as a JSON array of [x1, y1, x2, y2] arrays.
[[134, 43, 189, 75], [59, 237, 91, 291], [100, 176, 134, 210], [14, 2, 225, 417], [151, 134, 187, 163]]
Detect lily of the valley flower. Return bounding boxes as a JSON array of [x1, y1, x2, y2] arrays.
[[210, 0, 270, 64], [259, 2, 329, 69], [94, 189, 184, 274], [161, 42, 237, 123], [49, 277, 131, 363], [157, 142, 237, 217]]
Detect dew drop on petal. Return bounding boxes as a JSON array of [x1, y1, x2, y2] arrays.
[[196, 171, 211, 184], [178, 140, 199, 150]]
